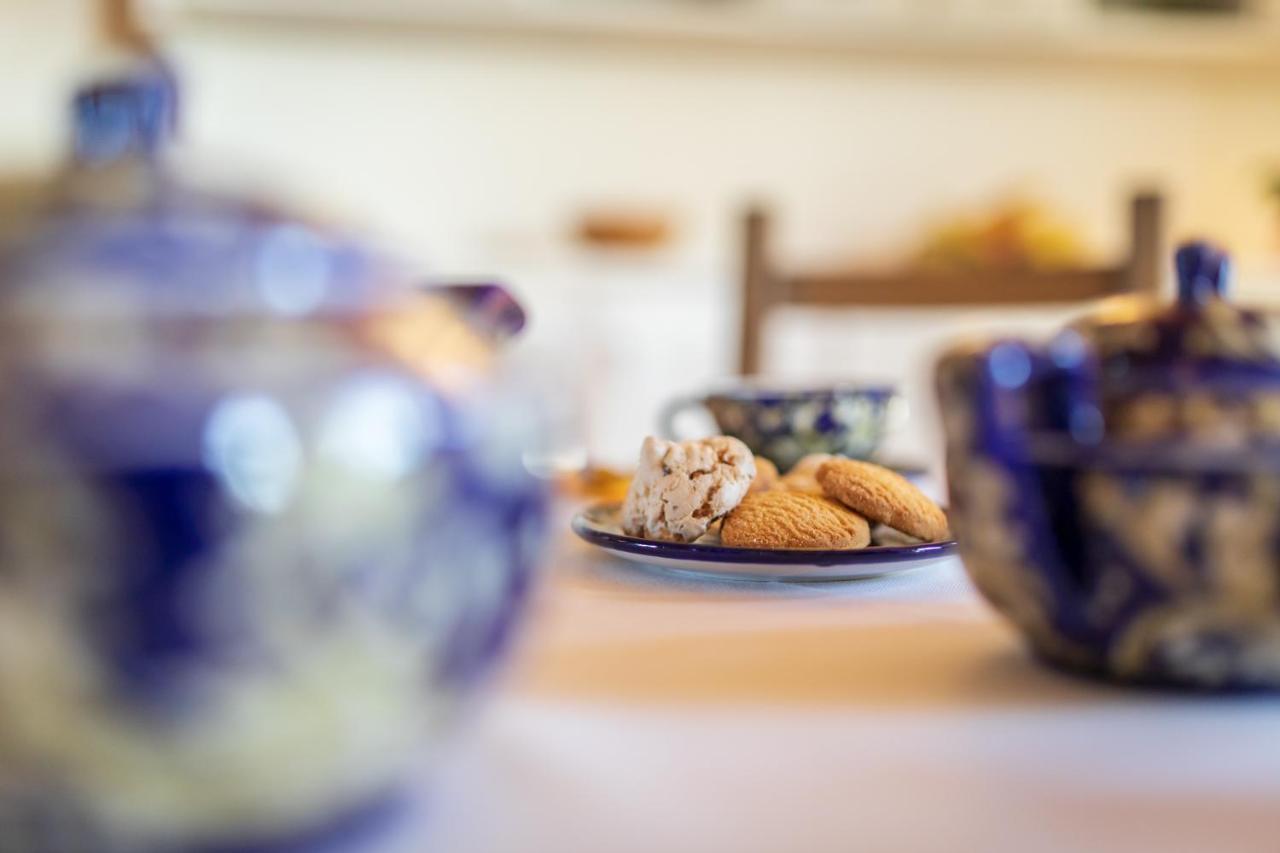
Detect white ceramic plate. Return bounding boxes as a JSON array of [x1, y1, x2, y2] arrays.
[[572, 501, 956, 582]]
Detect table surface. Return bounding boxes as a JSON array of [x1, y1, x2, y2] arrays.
[[414, 511, 1280, 853]]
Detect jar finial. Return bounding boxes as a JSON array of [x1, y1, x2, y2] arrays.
[[73, 0, 176, 166], [1175, 240, 1230, 306]]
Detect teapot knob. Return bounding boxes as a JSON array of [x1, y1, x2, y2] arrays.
[[72, 0, 177, 166], [1175, 240, 1230, 306], [73, 64, 177, 165]]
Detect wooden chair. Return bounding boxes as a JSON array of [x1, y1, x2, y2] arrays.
[[738, 192, 1163, 375]]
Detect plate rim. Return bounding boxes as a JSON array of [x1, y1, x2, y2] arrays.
[[571, 501, 956, 566]]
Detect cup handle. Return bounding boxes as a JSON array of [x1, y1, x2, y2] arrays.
[[659, 396, 710, 441]]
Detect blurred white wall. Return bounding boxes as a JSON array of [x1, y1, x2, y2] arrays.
[[3, 1, 1280, 466], [172, 24, 1264, 268]]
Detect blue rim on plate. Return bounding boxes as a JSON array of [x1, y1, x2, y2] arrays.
[[571, 501, 957, 582]]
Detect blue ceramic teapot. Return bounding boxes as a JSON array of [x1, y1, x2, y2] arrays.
[[0, 49, 545, 852], [937, 242, 1280, 690]]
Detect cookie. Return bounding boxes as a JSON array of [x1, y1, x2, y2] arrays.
[[789, 453, 835, 478], [816, 459, 949, 542], [749, 457, 780, 494], [721, 490, 870, 550], [779, 453, 834, 496], [621, 436, 756, 543]]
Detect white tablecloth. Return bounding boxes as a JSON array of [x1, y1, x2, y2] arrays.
[[412, 526, 1280, 853]]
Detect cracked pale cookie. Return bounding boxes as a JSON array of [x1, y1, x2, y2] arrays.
[[721, 490, 870, 549], [621, 436, 756, 543], [816, 458, 949, 542]]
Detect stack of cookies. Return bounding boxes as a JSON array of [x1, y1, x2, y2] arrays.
[[620, 437, 949, 550]]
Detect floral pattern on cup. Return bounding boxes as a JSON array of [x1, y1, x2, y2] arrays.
[[661, 386, 897, 472]]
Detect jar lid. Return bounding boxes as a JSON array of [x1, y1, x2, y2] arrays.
[[0, 54, 409, 330], [1073, 242, 1279, 395]]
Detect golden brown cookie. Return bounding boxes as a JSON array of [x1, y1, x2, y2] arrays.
[[788, 453, 835, 478], [780, 472, 823, 496], [721, 490, 870, 550], [779, 453, 834, 496], [816, 459, 949, 542], [749, 457, 780, 494]]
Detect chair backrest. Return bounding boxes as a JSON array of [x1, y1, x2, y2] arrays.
[[739, 192, 1163, 375]]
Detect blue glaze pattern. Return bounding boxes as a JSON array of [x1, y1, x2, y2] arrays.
[[0, 56, 546, 851], [661, 385, 897, 471], [936, 241, 1280, 689], [73, 59, 178, 164]]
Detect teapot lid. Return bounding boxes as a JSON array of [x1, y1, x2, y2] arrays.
[[0, 49, 403, 324], [938, 242, 1280, 472], [1071, 241, 1278, 392], [0, 40, 523, 403]]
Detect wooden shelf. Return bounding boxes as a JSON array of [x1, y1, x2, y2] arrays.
[[162, 0, 1280, 71]]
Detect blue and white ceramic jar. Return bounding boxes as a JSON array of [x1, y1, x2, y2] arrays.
[[937, 242, 1280, 690], [0, 52, 545, 851]]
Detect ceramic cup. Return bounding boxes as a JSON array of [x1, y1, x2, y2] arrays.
[[660, 384, 899, 471]]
